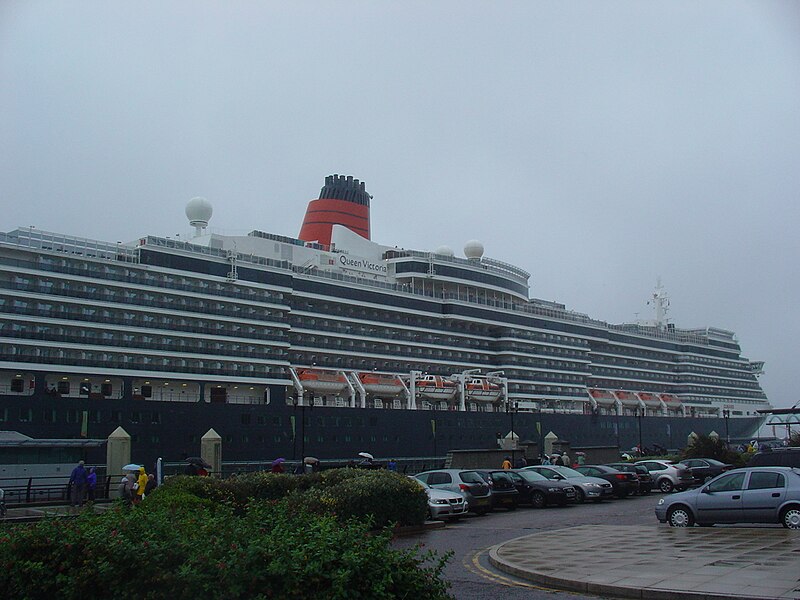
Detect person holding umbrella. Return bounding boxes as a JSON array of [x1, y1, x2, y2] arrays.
[[271, 458, 286, 474]]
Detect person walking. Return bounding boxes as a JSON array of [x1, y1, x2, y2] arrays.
[[501, 456, 512, 470], [144, 473, 157, 497], [134, 467, 147, 504], [69, 460, 88, 507], [86, 467, 97, 502], [561, 452, 571, 468]]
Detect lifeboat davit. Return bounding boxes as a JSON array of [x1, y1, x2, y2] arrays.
[[358, 373, 405, 396], [465, 378, 502, 402], [296, 369, 348, 394], [415, 375, 457, 401]]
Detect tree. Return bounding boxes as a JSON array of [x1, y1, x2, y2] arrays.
[[681, 434, 744, 465], [789, 431, 800, 447]]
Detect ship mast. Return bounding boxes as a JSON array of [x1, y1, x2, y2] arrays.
[[648, 277, 670, 330]]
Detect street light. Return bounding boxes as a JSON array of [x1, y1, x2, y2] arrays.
[[636, 408, 644, 456], [722, 409, 730, 445], [506, 400, 518, 465], [614, 403, 621, 450]]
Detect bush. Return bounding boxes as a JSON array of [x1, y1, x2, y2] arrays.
[[301, 470, 427, 528], [0, 496, 452, 599], [159, 469, 427, 527], [681, 435, 745, 466]]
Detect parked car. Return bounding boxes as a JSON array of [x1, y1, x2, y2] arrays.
[[655, 466, 800, 529], [415, 469, 492, 515], [636, 460, 694, 493], [677, 458, 734, 485], [409, 477, 468, 521], [748, 448, 800, 469], [507, 469, 577, 507], [523, 465, 614, 503], [574, 465, 638, 498], [605, 463, 653, 495], [474, 470, 520, 510]]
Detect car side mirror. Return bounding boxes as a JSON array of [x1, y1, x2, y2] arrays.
[[701, 487, 711, 494], [552, 474, 564, 480]]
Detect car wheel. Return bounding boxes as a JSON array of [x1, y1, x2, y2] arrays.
[[659, 478, 674, 493], [615, 491, 629, 499], [531, 491, 546, 509], [575, 488, 586, 504], [781, 506, 800, 530], [667, 506, 694, 527]]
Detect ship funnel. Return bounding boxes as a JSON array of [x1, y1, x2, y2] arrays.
[[298, 174, 371, 246]]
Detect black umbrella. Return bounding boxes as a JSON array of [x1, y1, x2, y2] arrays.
[[185, 456, 211, 469]]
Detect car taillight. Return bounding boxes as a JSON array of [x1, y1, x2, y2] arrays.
[[615, 474, 626, 480], [459, 484, 470, 493]]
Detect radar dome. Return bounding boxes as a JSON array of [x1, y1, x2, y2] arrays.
[[464, 240, 484, 260], [186, 197, 213, 226], [434, 245, 454, 257]]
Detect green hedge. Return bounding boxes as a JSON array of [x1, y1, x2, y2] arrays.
[[0, 494, 451, 600], [160, 468, 427, 528]]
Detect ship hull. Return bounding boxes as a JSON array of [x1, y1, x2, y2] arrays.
[[0, 386, 764, 469]]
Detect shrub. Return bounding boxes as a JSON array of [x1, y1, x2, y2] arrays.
[[0, 497, 451, 599], [681, 434, 745, 466]]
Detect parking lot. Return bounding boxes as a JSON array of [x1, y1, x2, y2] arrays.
[[394, 492, 798, 600]]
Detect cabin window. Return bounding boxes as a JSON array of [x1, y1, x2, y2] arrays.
[[57, 381, 71, 395], [18, 408, 32, 422], [101, 383, 113, 397], [79, 382, 90, 396], [141, 385, 152, 398], [10, 378, 24, 393]]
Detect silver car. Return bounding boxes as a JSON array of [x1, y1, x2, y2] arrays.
[[636, 459, 694, 493], [523, 465, 614, 503], [410, 477, 468, 521], [655, 466, 800, 529], [415, 469, 493, 515]]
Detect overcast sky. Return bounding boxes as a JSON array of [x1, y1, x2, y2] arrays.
[[2, 2, 799, 410]]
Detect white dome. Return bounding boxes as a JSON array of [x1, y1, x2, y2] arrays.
[[185, 197, 213, 226], [434, 245, 454, 257], [464, 239, 484, 260]]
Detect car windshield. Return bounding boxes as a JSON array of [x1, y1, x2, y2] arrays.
[[516, 470, 548, 482], [552, 466, 583, 477], [410, 477, 429, 489]]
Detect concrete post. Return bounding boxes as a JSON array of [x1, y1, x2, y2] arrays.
[[687, 431, 698, 447], [544, 431, 558, 456], [201, 428, 222, 477], [107, 426, 131, 497], [708, 431, 719, 440]]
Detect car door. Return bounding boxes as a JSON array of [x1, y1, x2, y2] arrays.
[[696, 472, 745, 523], [740, 471, 786, 523]]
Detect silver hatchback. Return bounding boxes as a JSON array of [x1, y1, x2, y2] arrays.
[[655, 466, 800, 528], [415, 469, 493, 515]]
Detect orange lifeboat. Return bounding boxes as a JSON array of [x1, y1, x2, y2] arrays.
[[637, 392, 662, 410], [465, 378, 502, 402], [358, 373, 405, 396], [415, 375, 457, 401], [296, 369, 348, 394]]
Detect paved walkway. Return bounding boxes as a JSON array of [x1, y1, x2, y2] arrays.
[[489, 524, 800, 599]]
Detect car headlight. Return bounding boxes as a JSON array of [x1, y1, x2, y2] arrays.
[[657, 498, 665, 505], [587, 483, 601, 488], [434, 499, 449, 505]]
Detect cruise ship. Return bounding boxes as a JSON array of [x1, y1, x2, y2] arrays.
[[0, 175, 770, 467]]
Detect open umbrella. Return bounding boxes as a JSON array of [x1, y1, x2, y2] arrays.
[[303, 456, 319, 465], [272, 457, 286, 466], [185, 456, 212, 469], [358, 452, 374, 460], [122, 463, 142, 471]]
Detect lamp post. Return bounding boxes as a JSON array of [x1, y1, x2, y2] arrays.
[[636, 408, 644, 456], [615, 403, 621, 451], [722, 409, 730, 445], [506, 400, 518, 465]]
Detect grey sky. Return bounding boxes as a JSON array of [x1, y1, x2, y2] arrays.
[[2, 2, 799, 410]]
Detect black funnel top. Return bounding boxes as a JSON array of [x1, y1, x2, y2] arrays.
[[319, 174, 371, 207]]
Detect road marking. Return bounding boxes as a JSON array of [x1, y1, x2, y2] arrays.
[[464, 548, 545, 590]]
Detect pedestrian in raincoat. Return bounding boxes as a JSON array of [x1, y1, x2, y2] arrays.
[[134, 467, 148, 504]]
